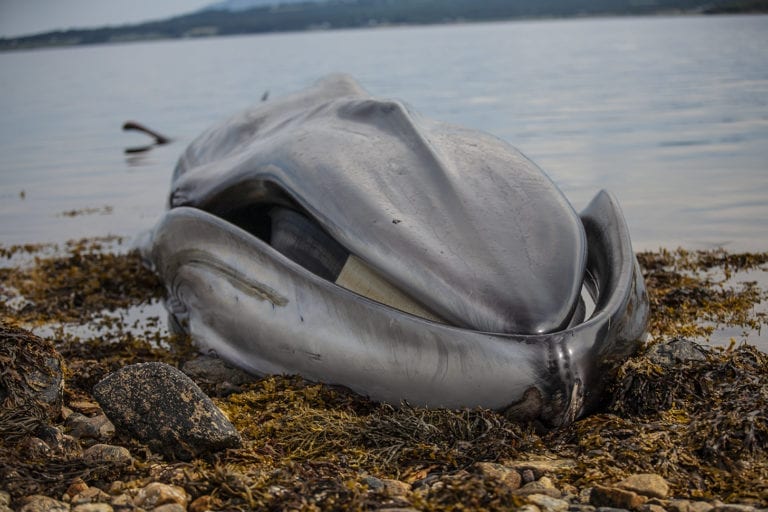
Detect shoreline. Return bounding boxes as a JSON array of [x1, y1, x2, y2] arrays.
[[1, 239, 767, 510]]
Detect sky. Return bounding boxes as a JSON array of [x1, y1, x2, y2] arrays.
[[0, 0, 215, 38]]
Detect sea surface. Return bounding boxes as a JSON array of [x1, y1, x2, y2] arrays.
[[0, 15, 767, 347]]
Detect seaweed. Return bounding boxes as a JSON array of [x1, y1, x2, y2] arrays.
[[1, 241, 767, 509]]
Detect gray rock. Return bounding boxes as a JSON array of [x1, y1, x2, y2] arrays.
[[570, 506, 597, 512], [514, 477, 561, 498], [616, 474, 670, 500], [646, 338, 707, 366], [475, 461, 522, 490], [71, 505, 113, 512], [82, 444, 133, 465], [528, 494, 570, 512], [93, 362, 242, 460], [133, 482, 189, 509], [65, 413, 114, 441], [710, 506, 756, 512], [17, 495, 70, 512]]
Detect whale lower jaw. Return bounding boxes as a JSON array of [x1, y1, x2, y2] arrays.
[[146, 190, 648, 427]]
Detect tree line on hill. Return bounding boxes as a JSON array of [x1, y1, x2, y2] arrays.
[[1, 0, 766, 51]]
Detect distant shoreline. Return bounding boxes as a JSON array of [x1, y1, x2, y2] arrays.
[[2, 0, 766, 52]]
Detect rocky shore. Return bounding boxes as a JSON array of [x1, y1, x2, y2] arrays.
[[1, 240, 767, 511]]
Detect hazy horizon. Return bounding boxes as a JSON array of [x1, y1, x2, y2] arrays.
[[0, 0, 213, 38]]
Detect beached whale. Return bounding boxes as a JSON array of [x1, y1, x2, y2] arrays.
[[144, 74, 649, 427]]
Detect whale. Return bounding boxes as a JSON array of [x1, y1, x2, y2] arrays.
[[144, 74, 649, 427]]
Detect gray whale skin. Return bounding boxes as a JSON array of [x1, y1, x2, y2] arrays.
[[144, 74, 649, 427]]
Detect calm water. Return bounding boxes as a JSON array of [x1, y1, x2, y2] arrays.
[[1, 15, 767, 349], [1, 15, 767, 251]]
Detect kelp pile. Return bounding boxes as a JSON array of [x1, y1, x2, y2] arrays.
[[0, 237, 163, 325], [1, 241, 767, 510], [637, 248, 768, 341]]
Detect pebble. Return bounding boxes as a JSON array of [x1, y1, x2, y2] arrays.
[[133, 482, 189, 509], [17, 495, 70, 511], [616, 474, 670, 499], [93, 362, 242, 460], [519, 506, 543, 512], [363, 476, 412, 496], [82, 444, 133, 464], [189, 495, 216, 512], [528, 493, 570, 512], [65, 413, 115, 441], [710, 505, 757, 512], [515, 477, 562, 498], [505, 457, 577, 480], [647, 338, 707, 366], [70, 488, 111, 505], [669, 500, 715, 512], [475, 461, 522, 490], [152, 505, 187, 512], [71, 504, 113, 512], [591, 485, 647, 511], [0, 491, 11, 512]]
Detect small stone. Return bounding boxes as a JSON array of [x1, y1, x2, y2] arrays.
[[18, 495, 70, 512], [505, 457, 578, 480], [514, 477, 561, 498], [646, 338, 707, 366], [381, 478, 411, 496], [94, 362, 242, 460], [64, 479, 89, 501], [189, 495, 217, 512], [523, 469, 537, 483], [642, 505, 667, 512], [591, 485, 647, 511], [528, 493, 570, 512], [65, 413, 115, 441], [82, 444, 133, 465], [689, 503, 714, 512], [475, 462, 522, 490], [570, 505, 597, 512], [108, 495, 133, 508], [617, 474, 670, 499], [671, 502, 716, 512], [710, 505, 756, 512], [152, 505, 186, 512], [519, 506, 542, 512], [71, 487, 111, 505], [71, 505, 113, 512], [133, 482, 189, 509], [21, 436, 52, 458]]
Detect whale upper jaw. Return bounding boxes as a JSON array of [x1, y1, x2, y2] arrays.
[[167, 74, 588, 336], [146, 190, 649, 428]]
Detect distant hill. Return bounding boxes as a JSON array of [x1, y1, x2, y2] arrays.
[[202, 0, 327, 11], [1, 0, 766, 51]]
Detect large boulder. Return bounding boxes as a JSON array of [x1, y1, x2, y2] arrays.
[[93, 362, 241, 460]]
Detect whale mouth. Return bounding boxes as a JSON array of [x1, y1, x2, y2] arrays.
[[148, 74, 649, 426], [212, 201, 448, 323]]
